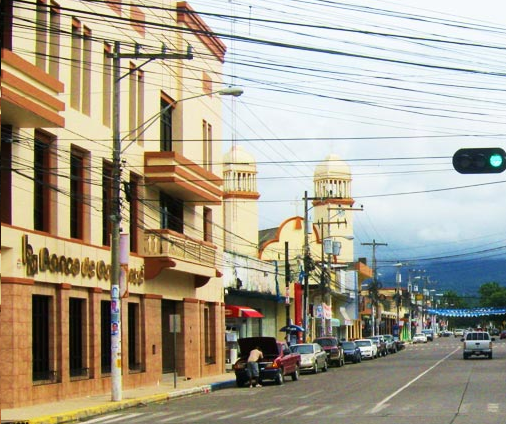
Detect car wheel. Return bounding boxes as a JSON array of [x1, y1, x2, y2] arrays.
[[463, 353, 468, 360], [488, 353, 493, 359], [313, 362, 319, 374], [275, 369, 285, 385], [291, 365, 300, 381], [322, 360, 328, 372]]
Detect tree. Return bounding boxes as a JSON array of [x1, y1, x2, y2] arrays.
[[479, 282, 506, 307]]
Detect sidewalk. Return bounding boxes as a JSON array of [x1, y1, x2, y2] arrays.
[[1, 372, 237, 424]]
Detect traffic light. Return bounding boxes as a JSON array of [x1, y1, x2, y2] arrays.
[[452, 147, 506, 174]]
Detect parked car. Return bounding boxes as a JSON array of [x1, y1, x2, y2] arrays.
[[341, 341, 362, 363], [440, 330, 453, 337], [454, 329, 465, 337], [234, 337, 301, 386], [393, 336, 405, 351], [462, 331, 494, 359], [313, 337, 345, 367], [290, 343, 328, 373], [500, 330, 506, 340], [354, 338, 378, 359], [421, 329, 434, 341], [382, 334, 398, 353], [412, 333, 428, 343], [368, 335, 388, 356]]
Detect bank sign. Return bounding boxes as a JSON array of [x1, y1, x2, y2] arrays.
[[21, 234, 144, 285]]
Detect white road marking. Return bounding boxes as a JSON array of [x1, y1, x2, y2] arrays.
[[277, 405, 312, 416], [243, 407, 282, 418], [368, 346, 460, 414], [304, 405, 334, 416], [159, 410, 202, 422], [488, 403, 499, 413], [85, 413, 144, 423], [81, 414, 123, 423]]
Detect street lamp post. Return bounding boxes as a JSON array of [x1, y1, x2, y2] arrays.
[[108, 40, 242, 401]]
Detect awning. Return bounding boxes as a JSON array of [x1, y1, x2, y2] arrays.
[[331, 318, 341, 327], [225, 305, 264, 318], [339, 307, 353, 326]]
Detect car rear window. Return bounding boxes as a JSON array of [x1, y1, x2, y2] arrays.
[[466, 333, 490, 341]]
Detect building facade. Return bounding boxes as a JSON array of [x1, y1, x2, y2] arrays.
[[1, 0, 229, 408]]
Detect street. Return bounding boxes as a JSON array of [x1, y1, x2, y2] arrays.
[[80, 337, 506, 424]]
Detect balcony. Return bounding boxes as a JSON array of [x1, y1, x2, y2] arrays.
[[144, 151, 222, 205], [1, 49, 65, 128], [143, 229, 218, 286]]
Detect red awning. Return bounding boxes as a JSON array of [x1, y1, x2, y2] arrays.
[[225, 305, 264, 318]]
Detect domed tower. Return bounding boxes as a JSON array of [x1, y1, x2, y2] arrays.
[[312, 154, 354, 263], [223, 145, 260, 256]]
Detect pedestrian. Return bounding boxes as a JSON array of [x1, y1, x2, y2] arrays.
[[247, 346, 263, 388]]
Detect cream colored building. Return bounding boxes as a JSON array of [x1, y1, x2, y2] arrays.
[[259, 154, 361, 341], [1, 0, 230, 408]]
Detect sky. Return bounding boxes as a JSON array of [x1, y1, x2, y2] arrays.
[[190, 0, 506, 285]]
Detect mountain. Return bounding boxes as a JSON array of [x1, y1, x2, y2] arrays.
[[377, 258, 506, 298]]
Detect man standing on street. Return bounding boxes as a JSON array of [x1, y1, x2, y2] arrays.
[[247, 346, 263, 388]]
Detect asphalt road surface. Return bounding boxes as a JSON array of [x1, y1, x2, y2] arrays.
[[81, 336, 506, 424]]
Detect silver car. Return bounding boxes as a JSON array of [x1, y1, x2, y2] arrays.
[[290, 343, 328, 373]]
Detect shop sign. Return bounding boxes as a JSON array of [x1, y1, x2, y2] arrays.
[[21, 234, 144, 285]]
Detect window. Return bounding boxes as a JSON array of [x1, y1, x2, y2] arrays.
[[102, 43, 112, 127], [69, 298, 85, 377], [202, 120, 212, 172], [204, 303, 216, 364], [82, 26, 92, 115], [36, 1, 61, 78], [70, 148, 84, 239], [1, 125, 13, 224], [128, 303, 141, 371], [128, 65, 145, 144], [160, 98, 173, 151], [128, 174, 140, 253], [160, 193, 183, 233], [101, 301, 111, 374], [137, 70, 144, 145], [34, 130, 54, 232], [48, 2, 60, 79], [33, 295, 51, 381], [203, 207, 212, 243], [1, 0, 13, 50], [70, 18, 81, 110], [102, 161, 113, 246]]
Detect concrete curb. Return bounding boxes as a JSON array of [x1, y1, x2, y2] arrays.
[[3, 380, 237, 424]]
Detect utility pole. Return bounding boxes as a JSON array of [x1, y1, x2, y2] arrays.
[[361, 240, 387, 336], [285, 241, 290, 328], [302, 191, 310, 342], [107, 41, 192, 402]]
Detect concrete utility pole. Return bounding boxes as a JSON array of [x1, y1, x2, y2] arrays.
[[361, 240, 387, 336], [285, 241, 291, 328], [107, 41, 192, 402]]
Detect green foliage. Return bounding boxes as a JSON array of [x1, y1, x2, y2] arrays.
[[479, 282, 506, 307]]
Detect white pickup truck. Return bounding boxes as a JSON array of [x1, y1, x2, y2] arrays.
[[462, 331, 495, 359]]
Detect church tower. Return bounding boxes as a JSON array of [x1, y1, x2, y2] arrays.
[[312, 154, 355, 264], [223, 145, 260, 257]]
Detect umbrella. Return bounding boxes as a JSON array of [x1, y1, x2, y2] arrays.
[[279, 324, 305, 333]]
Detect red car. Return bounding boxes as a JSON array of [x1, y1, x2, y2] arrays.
[[313, 337, 345, 367], [233, 337, 301, 386], [500, 330, 506, 340]]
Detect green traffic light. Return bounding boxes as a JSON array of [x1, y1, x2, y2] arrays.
[[452, 147, 506, 174], [489, 153, 503, 168]]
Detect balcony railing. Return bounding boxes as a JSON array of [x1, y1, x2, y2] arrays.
[[144, 230, 216, 268]]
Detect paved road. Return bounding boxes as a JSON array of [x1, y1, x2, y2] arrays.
[[80, 337, 506, 424]]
